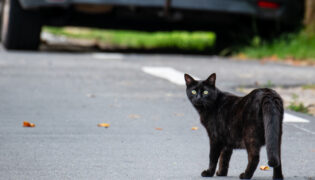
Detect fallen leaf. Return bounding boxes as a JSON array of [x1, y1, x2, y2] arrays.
[[98, 123, 110, 128], [155, 128, 163, 131], [128, 114, 140, 119], [191, 126, 198, 130], [23, 121, 35, 127], [259, 165, 270, 171]]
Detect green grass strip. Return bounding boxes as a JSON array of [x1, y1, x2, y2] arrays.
[[43, 26, 216, 51]]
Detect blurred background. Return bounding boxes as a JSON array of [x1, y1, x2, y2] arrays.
[[0, 0, 312, 58]]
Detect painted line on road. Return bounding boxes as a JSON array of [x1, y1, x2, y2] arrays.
[[142, 66, 310, 124], [142, 66, 187, 85], [142, 66, 199, 86], [92, 53, 124, 60], [283, 113, 309, 123]]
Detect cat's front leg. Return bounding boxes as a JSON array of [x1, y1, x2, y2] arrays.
[[201, 143, 222, 177], [216, 147, 233, 176]]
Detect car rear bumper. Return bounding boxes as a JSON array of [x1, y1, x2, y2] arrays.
[[20, 0, 255, 15], [19, 0, 302, 23]]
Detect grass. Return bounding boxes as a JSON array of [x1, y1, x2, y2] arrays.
[[287, 102, 310, 114], [302, 84, 315, 90], [261, 80, 274, 88], [287, 94, 310, 114], [43, 26, 216, 51], [236, 31, 315, 61]]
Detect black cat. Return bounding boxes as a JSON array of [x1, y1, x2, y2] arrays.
[[184, 73, 283, 179]]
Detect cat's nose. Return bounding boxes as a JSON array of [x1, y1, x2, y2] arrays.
[[194, 96, 202, 103], [192, 99, 202, 105]]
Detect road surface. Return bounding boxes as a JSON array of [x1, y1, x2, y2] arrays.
[[0, 50, 314, 179]]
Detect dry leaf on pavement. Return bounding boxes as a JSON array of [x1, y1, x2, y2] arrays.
[[98, 123, 110, 128], [259, 165, 270, 170], [191, 127, 198, 130], [23, 121, 35, 127]]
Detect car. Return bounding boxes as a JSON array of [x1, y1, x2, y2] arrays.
[[1, 0, 304, 50]]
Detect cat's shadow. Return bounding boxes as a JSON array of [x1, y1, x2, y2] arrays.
[[194, 177, 309, 180]]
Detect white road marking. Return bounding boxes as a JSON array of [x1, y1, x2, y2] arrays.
[[142, 66, 188, 85], [283, 113, 309, 123], [142, 66, 200, 86], [92, 53, 124, 60], [142, 66, 310, 124]]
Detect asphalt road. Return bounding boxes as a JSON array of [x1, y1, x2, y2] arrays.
[[0, 49, 314, 180]]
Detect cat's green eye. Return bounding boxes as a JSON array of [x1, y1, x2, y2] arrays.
[[203, 90, 209, 95], [191, 90, 197, 95]]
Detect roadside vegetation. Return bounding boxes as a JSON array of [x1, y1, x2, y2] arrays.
[[302, 84, 315, 90], [43, 26, 315, 62], [287, 94, 311, 114], [235, 31, 315, 62], [236, 2, 315, 62], [43, 26, 216, 51]]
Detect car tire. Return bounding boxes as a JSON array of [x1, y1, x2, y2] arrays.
[[1, 0, 42, 50]]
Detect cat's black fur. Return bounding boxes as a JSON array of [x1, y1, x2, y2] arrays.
[[184, 73, 283, 179]]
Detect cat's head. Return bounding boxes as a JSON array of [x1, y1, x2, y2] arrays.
[[184, 73, 218, 107]]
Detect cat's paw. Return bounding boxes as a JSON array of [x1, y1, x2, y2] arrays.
[[239, 172, 251, 179], [272, 174, 284, 180], [201, 169, 214, 177], [216, 170, 228, 176]]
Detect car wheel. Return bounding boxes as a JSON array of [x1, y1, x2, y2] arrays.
[[1, 0, 42, 50]]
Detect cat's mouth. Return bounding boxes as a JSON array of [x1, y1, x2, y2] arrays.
[[192, 100, 204, 106]]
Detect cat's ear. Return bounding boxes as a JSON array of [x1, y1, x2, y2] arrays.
[[184, 74, 196, 86], [206, 73, 216, 86]]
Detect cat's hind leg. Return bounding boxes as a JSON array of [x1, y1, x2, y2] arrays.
[[273, 145, 283, 179], [216, 147, 233, 176], [239, 143, 261, 179], [273, 164, 283, 180]]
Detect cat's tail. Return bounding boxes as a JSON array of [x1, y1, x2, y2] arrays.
[[262, 95, 283, 168]]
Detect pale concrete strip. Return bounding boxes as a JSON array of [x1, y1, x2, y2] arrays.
[[142, 66, 310, 123], [92, 53, 124, 60]]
